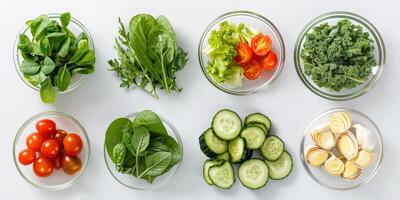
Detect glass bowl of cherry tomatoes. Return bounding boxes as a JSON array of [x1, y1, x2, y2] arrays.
[[13, 111, 90, 191], [198, 10, 285, 95]]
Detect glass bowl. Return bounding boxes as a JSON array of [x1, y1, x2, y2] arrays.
[[300, 108, 383, 190], [13, 13, 95, 94], [104, 113, 183, 190], [13, 111, 90, 191], [198, 10, 285, 95], [294, 11, 386, 101]]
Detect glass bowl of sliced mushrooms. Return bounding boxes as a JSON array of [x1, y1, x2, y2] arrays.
[[300, 108, 383, 190]]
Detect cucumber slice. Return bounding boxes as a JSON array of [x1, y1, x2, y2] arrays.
[[238, 159, 269, 189], [240, 126, 266, 149], [260, 135, 285, 161], [228, 137, 252, 163], [212, 109, 242, 140], [217, 152, 230, 161], [208, 161, 235, 189], [246, 122, 268, 134], [245, 113, 271, 132], [203, 159, 224, 185], [199, 128, 228, 158], [265, 151, 293, 180]]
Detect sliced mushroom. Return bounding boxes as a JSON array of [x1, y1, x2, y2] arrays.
[[337, 131, 359, 160], [305, 145, 329, 167], [342, 160, 362, 180], [354, 150, 374, 169], [324, 155, 345, 176]]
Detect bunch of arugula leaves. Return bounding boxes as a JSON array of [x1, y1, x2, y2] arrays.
[[17, 12, 96, 103], [105, 110, 182, 183], [108, 14, 188, 98], [301, 19, 376, 92]]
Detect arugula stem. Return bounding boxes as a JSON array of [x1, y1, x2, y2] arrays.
[[160, 56, 170, 94]]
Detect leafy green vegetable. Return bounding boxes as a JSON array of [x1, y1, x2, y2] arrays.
[[104, 110, 182, 183], [301, 19, 376, 91], [108, 14, 188, 98], [17, 12, 96, 103], [204, 21, 259, 87]]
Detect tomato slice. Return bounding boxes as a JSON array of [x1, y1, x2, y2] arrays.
[[243, 60, 262, 80], [260, 51, 278, 71], [234, 42, 253, 65], [251, 35, 272, 57]]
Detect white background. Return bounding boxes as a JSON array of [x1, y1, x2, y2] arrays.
[[0, 0, 398, 199]]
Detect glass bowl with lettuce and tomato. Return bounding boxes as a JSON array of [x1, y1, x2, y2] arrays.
[[198, 11, 285, 95]]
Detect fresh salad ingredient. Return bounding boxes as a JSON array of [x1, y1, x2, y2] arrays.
[[204, 21, 278, 88], [304, 112, 376, 180], [18, 119, 84, 177], [238, 159, 269, 189], [200, 109, 292, 190], [108, 14, 188, 98], [105, 110, 182, 184], [259, 51, 277, 71], [17, 13, 96, 103], [301, 19, 376, 92]]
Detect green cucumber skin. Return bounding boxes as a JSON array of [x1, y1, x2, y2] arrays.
[[211, 109, 242, 140], [208, 161, 235, 189], [244, 113, 271, 131], [203, 159, 224, 185], [238, 158, 269, 190], [240, 126, 266, 150], [260, 135, 285, 161], [265, 151, 293, 180], [199, 133, 217, 158], [246, 122, 268, 134]]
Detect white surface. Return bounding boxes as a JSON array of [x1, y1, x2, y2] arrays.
[[0, 0, 398, 199]]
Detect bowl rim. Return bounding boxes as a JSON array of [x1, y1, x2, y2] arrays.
[[299, 107, 384, 191], [198, 10, 286, 95], [13, 111, 91, 191], [13, 13, 96, 94], [103, 112, 184, 190], [294, 11, 386, 101]]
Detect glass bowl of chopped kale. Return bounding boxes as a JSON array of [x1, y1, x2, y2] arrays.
[[13, 13, 96, 104], [294, 11, 386, 101], [104, 110, 183, 190], [198, 11, 285, 95]]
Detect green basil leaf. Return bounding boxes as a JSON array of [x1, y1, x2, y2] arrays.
[[132, 110, 168, 136], [112, 143, 126, 165], [76, 50, 95, 66], [27, 15, 49, 38], [123, 127, 135, 154], [40, 37, 51, 56], [132, 127, 150, 156], [105, 118, 132, 159], [69, 39, 89, 64], [71, 65, 94, 74], [143, 152, 172, 176], [20, 59, 40, 75], [23, 72, 46, 86], [74, 32, 88, 46], [56, 65, 71, 91], [41, 57, 55, 75], [58, 37, 71, 58], [60, 13, 71, 28], [18, 34, 31, 50], [46, 32, 67, 38], [40, 78, 55, 103]]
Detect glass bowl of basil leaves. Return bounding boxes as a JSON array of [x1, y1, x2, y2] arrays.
[[294, 11, 386, 101], [198, 10, 285, 95], [13, 13, 96, 104], [13, 111, 90, 191], [104, 110, 183, 190]]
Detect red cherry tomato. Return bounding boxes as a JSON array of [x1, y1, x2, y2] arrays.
[[53, 154, 63, 170], [53, 129, 67, 146], [40, 139, 60, 159], [260, 51, 278, 71], [18, 148, 36, 165], [36, 119, 57, 138], [63, 134, 83, 156], [251, 35, 272, 57], [243, 60, 262, 80], [234, 42, 253, 65], [33, 157, 53, 177], [62, 155, 82, 175], [26, 132, 45, 152]]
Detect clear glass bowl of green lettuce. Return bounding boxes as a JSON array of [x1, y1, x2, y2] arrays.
[[294, 11, 386, 101], [198, 11, 285, 95]]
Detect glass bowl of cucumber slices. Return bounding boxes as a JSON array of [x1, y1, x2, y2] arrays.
[[198, 11, 285, 95], [300, 108, 383, 190]]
